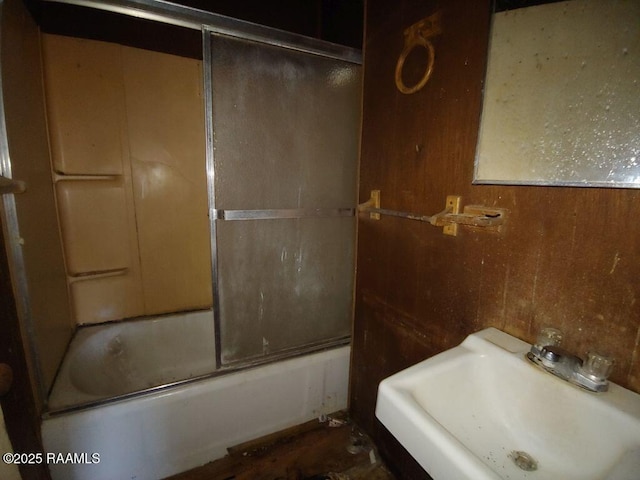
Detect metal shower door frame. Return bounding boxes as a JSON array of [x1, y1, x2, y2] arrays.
[[202, 23, 361, 369]]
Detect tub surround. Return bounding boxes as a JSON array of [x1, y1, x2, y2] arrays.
[[41, 33, 212, 325], [1, 0, 74, 398], [353, 0, 640, 478]]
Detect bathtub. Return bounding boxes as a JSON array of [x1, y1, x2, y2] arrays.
[[47, 310, 218, 410], [42, 311, 350, 480]]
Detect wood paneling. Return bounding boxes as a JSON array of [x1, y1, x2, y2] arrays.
[[353, 0, 640, 477]]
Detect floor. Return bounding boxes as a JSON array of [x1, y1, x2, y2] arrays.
[[165, 412, 396, 480]]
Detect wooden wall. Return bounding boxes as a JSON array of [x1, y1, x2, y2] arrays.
[[351, 0, 640, 478]]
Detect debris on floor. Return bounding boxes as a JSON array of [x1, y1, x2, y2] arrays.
[[165, 410, 396, 480]]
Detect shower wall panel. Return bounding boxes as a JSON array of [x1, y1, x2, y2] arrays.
[[55, 179, 130, 275], [41, 34, 211, 324], [42, 36, 124, 176], [1, 0, 74, 396], [209, 34, 361, 365], [42, 34, 144, 324], [123, 47, 211, 315]]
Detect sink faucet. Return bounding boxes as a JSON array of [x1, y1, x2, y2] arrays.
[[526, 327, 614, 393]]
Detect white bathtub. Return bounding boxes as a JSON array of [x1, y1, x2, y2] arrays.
[[42, 311, 350, 480], [48, 310, 218, 410]]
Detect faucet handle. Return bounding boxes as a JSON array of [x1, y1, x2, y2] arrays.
[[580, 352, 614, 382], [537, 327, 563, 347], [531, 327, 564, 357]]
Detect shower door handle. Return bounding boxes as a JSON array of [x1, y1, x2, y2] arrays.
[[0, 175, 26, 195], [0, 363, 13, 397]]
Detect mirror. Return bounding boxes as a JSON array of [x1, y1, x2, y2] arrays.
[[474, 0, 640, 188]]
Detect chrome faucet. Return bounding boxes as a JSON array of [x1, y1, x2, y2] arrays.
[[526, 327, 614, 393]]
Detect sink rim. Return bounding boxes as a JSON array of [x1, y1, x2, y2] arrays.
[[375, 327, 640, 480]]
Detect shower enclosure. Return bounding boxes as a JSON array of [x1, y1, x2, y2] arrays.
[[2, 0, 361, 477], [1, 0, 360, 445]]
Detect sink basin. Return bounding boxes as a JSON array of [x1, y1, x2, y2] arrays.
[[376, 328, 640, 480]]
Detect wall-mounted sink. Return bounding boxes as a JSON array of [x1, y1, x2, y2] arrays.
[[376, 328, 640, 480]]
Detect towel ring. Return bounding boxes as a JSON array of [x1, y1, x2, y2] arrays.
[[395, 12, 442, 95]]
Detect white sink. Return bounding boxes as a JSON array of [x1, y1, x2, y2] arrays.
[[376, 328, 640, 480]]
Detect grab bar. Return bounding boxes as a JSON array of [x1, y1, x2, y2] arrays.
[[0, 175, 26, 194]]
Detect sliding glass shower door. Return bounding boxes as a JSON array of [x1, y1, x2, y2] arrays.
[[205, 32, 361, 366]]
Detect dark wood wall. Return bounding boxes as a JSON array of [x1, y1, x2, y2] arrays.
[[351, 0, 640, 478]]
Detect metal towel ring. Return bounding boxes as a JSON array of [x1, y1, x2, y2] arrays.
[[395, 12, 442, 95]]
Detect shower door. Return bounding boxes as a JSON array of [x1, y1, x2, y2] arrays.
[[205, 30, 361, 366]]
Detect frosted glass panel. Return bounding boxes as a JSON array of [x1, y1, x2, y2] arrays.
[[210, 35, 360, 209], [217, 217, 355, 365], [208, 32, 360, 366]]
